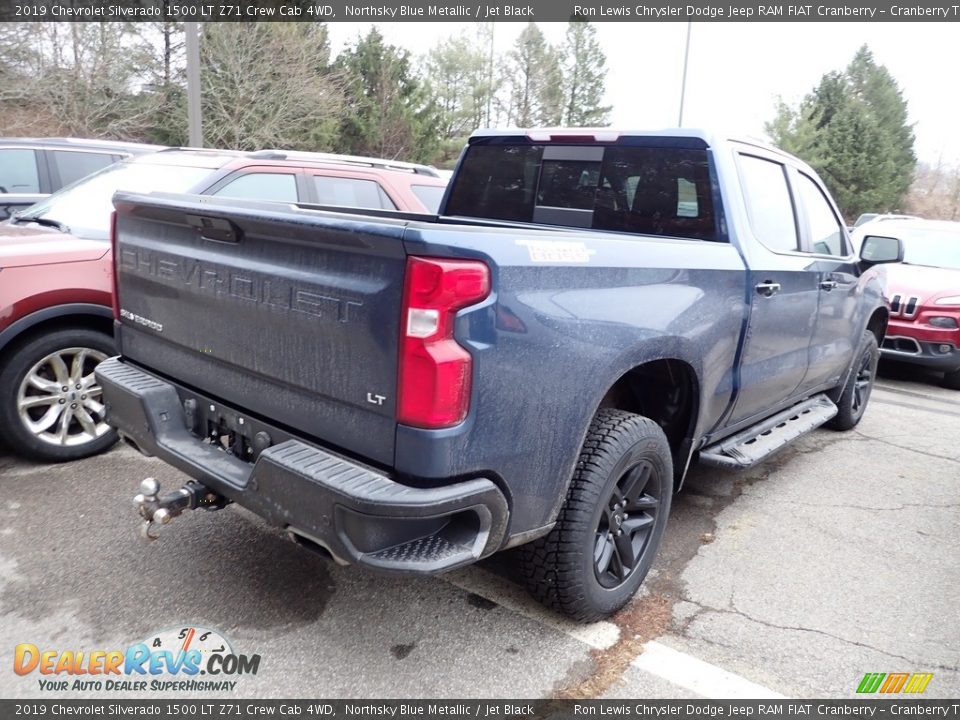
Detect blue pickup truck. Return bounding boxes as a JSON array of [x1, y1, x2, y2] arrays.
[[97, 129, 902, 621]]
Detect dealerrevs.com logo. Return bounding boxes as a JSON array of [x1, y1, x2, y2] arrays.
[[13, 626, 261, 693]]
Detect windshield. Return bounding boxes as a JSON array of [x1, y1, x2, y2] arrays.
[[897, 227, 960, 270], [15, 160, 213, 240]]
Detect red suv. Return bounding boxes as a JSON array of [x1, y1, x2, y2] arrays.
[[852, 218, 960, 389], [0, 148, 448, 461]]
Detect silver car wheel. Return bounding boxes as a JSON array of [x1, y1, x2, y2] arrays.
[[16, 346, 110, 447]]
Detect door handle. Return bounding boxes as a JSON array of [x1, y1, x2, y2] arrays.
[[755, 281, 781, 297], [820, 280, 838, 291]]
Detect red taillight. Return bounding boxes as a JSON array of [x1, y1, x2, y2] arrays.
[[397, 256, 491, 429], [110, 210, 120, 321]]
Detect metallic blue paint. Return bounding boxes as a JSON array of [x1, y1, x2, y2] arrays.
[[104, 131, 890, 549]]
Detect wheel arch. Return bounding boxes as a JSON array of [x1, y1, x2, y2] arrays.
[[865, 306, 888, 345], [0, 304, 114, 360], [827, 307, 887, 405], [597, 358, 700, 491]]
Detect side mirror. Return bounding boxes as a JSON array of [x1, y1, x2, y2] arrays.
[[859, 235, 904, 266]]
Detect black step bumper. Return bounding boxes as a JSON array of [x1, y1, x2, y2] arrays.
[[95, 357, 509, 574]]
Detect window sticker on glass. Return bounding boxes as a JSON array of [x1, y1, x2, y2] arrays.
[[677, 178, 699, 218]]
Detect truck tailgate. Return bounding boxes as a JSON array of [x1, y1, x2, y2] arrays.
[[111, 193, 408, 466]]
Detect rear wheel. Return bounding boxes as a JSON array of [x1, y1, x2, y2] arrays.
[[519, 409, 672, 622], [826, 331, 879, 431], [0, 327, 118, 462]]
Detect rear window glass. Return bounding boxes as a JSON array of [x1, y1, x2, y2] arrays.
[[444, 144, 718, 241], [52, 150, 116, 186], [538, 160, 600, 210]]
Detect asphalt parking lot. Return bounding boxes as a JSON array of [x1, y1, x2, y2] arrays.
[[1, 361, 958, 700]]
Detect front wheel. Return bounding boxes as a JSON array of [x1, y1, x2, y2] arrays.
[[519, 409, 673, 622], [826, 330, 879, 431], [0, 327, 118, 462]]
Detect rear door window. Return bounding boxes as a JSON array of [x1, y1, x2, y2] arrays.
[[0, 148, 40, 194], [737, 155, 799, 253], [313, 176, 396, 210], [51, 150, 117, 187], [213, 172, 299, 202], [444, 143, 718, 241]]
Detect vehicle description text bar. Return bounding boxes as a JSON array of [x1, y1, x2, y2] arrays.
[[4, 0, 960, 22], [3, 700, 960, 719]]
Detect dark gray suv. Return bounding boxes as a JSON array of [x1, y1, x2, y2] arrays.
[[0, 137, 164, 220]]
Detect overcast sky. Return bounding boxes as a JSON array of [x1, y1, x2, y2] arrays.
[[326, 22, 959, 167]]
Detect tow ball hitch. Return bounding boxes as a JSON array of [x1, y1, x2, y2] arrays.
[[133, 478, 230, 540]]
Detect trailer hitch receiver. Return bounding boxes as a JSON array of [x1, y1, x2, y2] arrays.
[[133, 477, 230, 540]]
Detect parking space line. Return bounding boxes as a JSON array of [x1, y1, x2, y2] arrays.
[[445, 569, 788, 700], [633, 641, 786, 699], [874, 383, 956, 406], [443, 567, 621, 650], [871, 395, 960, 419]]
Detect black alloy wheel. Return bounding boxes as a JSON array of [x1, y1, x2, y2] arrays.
[[594, 459, 661, 588]]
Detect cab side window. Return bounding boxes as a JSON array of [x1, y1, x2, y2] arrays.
[[796, 173, 848, 256]]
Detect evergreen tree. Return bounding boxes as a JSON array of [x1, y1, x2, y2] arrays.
[[502, 23, 562, 127], [845, 46, 916, 202], [424, 29, 494, 141], [766, 45, 915, 219], [560, 21, 611, 127], [336, 27, 441, 163], [474, 23, 496, 128], [199, 23, 342, 151], [137, 18, 187, 147]]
